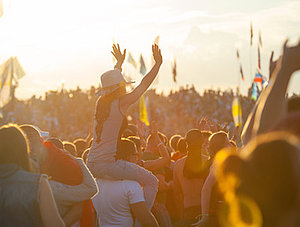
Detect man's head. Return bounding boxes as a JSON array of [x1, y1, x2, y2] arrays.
[[20, 124, 48, 165], [169, 134, 182, 152], [208, 131, 230, 158], [116, 139, 139, 164], [63, 141, 77, 157], [73, 138, 87, 157], [185, 129, 203, 152]]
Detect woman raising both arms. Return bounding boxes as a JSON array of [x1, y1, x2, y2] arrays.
[[87, 43, 163, 209]]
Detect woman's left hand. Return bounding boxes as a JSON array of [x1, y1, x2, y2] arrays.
[[111, 43, 126, 67]]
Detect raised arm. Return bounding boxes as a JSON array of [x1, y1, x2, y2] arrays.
[[120, 44, 162, 110], [253, 39, 300, 136], [143, 122, 170, 171]]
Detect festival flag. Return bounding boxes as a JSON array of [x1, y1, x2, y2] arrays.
[[0, 57, 25, 108], [240, 66, 245, 81], [232, 97, 243, 128], [172, 58, 177, 83], [140, 54, 146, 75], [254, 72, 263, 83], [257, 45, 261, 69], [258, 30, 262, 48], [139, 94, 150, 126], [251, 82, 259, 101], [236, 49, 245, 81], [127, 52, 137, 68], [250, 22, 253, 46]]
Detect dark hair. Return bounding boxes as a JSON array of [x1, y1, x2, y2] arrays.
[[0, 124, 31, 171], [208, 131, 229, 158], [116, 138, 137, 161], [47, 137, 63, 150], [81, 148, 90, 163], [218, 133, 300, 227], [128, 136, 141, 151], [20, 124, 41, 142], [183, 129, 209, 179], [169, 134, 182, 151], [177, 138, 187, 154], [63, 141, 77, 157], [73, 138, 87, 157], [95, 87, 126, 143]]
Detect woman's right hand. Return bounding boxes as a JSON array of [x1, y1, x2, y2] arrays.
[[152, 44, 162, 66]]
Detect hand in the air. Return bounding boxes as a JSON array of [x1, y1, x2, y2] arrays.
[[111, 43, 126, 67], [152, 44, 162, 66]]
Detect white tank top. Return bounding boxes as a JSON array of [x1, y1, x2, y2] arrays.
[[88, 99, 126, 163]]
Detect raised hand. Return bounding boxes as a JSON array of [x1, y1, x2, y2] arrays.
[[280, 39, 300, 76], [152, 44, 162, 65], [111, 43, 126, 69]]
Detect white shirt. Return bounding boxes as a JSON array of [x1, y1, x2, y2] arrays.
[[92, 179, 145, 227]]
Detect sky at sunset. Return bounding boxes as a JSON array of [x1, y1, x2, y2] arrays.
[[0, 0, 299, 99]]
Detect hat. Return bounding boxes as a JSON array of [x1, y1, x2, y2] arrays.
[[97, 69, 135, 96]]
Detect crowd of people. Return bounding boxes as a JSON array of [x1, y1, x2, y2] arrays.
[[0, 40, 300, 227], [1, 83, 256, 141]]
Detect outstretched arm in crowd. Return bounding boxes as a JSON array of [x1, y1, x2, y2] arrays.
[[143, 122, 171, 171], [120, 44, 162, 112], [253, 39, 300, 136]]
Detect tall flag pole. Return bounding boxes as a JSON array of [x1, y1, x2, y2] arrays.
[[258, 30, 262, 70], [172, 58, 177, 83], [258, 44, 261, 70], [250, 22, 253, 46], [249, 22, 254, 81]]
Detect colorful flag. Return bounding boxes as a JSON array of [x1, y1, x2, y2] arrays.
[[139, 94, 150, 126], [254, 72, 263, 83], [232, 97, 243, 128], [172, 58, 177, 83], [258, 45, 261, 69], [127, 52, 137, 68], [250, 22, 253, 46], [251, 82, 259, 101], [140, 54, 146, 75]]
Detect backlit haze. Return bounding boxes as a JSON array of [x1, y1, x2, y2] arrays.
[[0, 0, 299, 99]]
